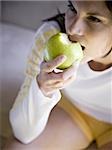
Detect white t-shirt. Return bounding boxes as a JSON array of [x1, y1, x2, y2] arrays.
[[9, 21, 112, 144], [62, 63, 112, 123]]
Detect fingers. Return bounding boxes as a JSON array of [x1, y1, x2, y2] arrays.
[[43, 74, 75, 90], [41, 55, 67, 72], [61, 61, 80, 80], [45, 73, 63, 84], [43, 62, 80, 88], [38, 58, 80, 97], [41, 61, 80, 85]]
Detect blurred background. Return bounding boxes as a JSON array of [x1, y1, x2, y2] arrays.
[[1, 1, 67, 30]]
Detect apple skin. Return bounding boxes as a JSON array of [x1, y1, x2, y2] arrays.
[[44, 32, 83, 70]]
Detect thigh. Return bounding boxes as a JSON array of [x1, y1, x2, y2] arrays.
[[4, 106, 90, 150]]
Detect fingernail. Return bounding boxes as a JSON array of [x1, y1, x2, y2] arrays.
[[59, 55, 67, 61], [61, 54, 67, 58]]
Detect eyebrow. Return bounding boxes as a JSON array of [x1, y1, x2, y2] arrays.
[[87, 12, 107, 18]]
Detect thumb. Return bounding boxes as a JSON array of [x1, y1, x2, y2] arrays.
[[62, 61, 80, 80], [41, 55, 67, 72]]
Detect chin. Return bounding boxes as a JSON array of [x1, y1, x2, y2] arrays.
[[81, 56, 92, 64]]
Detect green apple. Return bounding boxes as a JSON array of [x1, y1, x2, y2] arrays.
[[44, 32, 83, 70]]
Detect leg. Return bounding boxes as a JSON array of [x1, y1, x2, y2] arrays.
[[4, 106, 91, 150]]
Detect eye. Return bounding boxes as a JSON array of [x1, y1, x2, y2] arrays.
[[67, 0, 77, 13], [87, 16, 101, 23]]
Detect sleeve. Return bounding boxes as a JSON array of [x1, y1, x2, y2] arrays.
[[9, 21, 61, 144]]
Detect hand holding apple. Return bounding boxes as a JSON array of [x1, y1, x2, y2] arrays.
[[44, 32, 83, 70]]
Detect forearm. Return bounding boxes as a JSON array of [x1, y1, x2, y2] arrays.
[[9, 77, 61, 144], [9, 21, 61, 144]]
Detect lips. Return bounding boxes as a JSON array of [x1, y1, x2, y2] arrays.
[[68, 35, 85, 51]]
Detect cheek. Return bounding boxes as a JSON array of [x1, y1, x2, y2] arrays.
[[65, 10, 75, 33], [97, 32, 112, 53], [89, 29, 111, 50], [87, 35, 111, 58], [65, 14, 68, 32]]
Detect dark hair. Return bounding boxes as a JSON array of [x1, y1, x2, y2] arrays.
[[43, 9, 66, 33], [105, 1, 112, 13], [43, 1, 112, 33]]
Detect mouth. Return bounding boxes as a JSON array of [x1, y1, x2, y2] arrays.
[[68, 36, 85, 51]]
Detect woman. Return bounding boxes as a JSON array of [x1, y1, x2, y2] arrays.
[[4, 1, 112, 149]]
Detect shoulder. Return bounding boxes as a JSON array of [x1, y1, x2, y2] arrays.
[[25, 21, 60, 78], [34, 21, 60, 41]]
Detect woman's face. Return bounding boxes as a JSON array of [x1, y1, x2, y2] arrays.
[[65, 0, 112, 63]]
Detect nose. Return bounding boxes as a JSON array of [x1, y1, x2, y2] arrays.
[[67, 18, 85, 36]]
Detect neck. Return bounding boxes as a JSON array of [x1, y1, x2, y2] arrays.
[[88, 61, 112, 71], [88, 50, 112, 71]]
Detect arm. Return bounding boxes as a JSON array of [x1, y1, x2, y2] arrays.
[[9, 21, 79, 144], [10, 77, 61, 144], [9, 22, 61, 144]]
